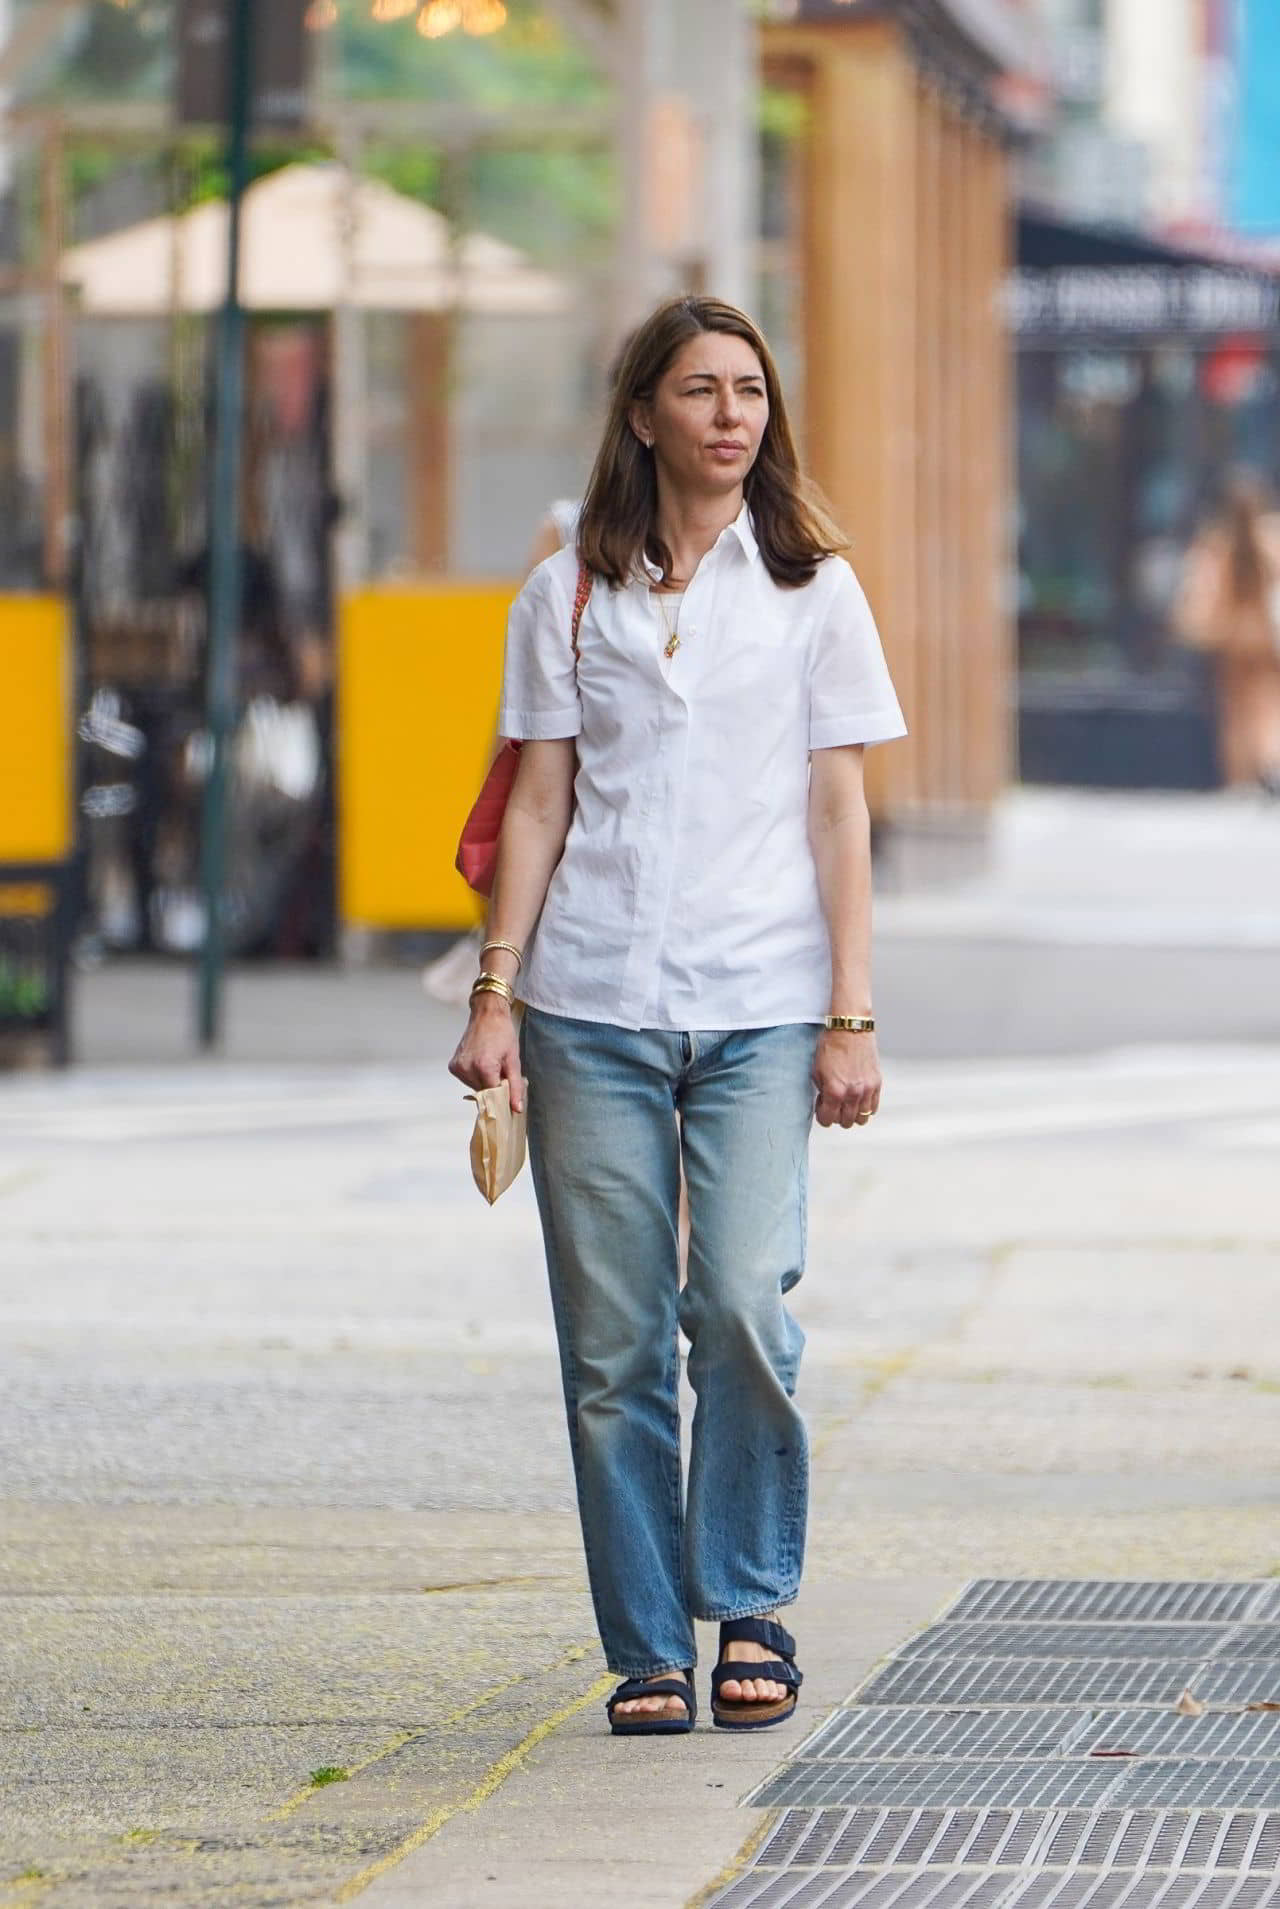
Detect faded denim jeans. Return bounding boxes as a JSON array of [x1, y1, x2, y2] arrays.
[[521, 1008, 818, 1678]]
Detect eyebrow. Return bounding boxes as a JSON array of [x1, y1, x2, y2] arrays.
[[679, 371, 765, 385]]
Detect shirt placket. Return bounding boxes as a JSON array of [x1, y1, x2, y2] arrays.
[[618, 557, 719, 1026]]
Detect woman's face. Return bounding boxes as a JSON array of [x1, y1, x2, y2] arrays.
[[632, 332, 769, 498]]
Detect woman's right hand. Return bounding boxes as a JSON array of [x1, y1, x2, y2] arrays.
[[448, 998, 525, 1114]]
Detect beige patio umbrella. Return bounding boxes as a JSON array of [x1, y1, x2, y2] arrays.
[[61, 161, 568, 315]]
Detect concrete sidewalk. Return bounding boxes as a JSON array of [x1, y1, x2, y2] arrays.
[[2, 1030, 1279, 1904], [875, 786, 1280, 949]]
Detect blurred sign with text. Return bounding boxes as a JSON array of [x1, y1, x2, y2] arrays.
[[1008, 267, 1280, 339]]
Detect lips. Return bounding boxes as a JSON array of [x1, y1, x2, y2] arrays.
[[709, 441, 747, 453]]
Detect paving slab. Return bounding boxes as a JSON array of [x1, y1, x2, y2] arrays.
[[354, 1576, 954, 1909]]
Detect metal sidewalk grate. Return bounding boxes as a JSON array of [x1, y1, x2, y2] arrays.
[[855, 1659, 1218, 1710], [751, 1765, 1280, 1818], [750, 1809, 1280, 1875], [1196, 1666, 1280, 1708], [993, 1877, 1280, 1909], [801, 1712, 1280, 1768], [1070, 1717, 1280, 1764], [751, 1760, 1130, 1813], [752, 1810, 1064, 1872], [705, 1867, 1280, 1909], [900, 1627, 1237, 1664], [1221, 1637, 1280, 1663], [703, 1578, 1280, 1909], [801, 1711, 1095, 1764], [1114, 1768, 1280, 1813], [1037, 1810, 1280, 1873], [945, 1587, 1279, 1627], [704, 1870, 1022, 1909]]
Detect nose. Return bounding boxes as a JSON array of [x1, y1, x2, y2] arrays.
[[715, 383, 742, 426]]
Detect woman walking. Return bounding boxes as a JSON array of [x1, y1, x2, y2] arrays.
[[450, 295, 905, 1734], [1175, 470, 1280, 791]]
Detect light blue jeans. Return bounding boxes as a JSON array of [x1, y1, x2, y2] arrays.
[[521, 1008, 818, 1678]]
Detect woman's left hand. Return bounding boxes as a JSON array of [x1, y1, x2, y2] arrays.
[[813, 1030, 881, 1130]]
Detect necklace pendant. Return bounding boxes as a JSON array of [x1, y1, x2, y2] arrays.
[[664, 634, 680, 659]]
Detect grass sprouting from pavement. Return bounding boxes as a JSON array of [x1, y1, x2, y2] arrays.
[[309, 1767, 349, 1788]]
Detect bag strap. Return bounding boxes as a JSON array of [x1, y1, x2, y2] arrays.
[[570, 559, 591, 660]]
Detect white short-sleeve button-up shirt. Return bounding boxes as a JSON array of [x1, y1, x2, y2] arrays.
[[498, 504, 906, 1031]]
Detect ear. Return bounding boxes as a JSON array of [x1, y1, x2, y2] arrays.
[[627, 401, 653, 449]]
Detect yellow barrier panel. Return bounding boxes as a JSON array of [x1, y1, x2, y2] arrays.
[[339, 582, 519, 931], [0, 596, 72, 863], [0, 883, 54, 918]]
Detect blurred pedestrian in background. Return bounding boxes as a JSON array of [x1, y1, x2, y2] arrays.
[[1175, 470, 1280, 794], [449, 294, 904, 1735]]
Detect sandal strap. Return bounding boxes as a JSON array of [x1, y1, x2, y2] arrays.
[[607, 1672, 694, 1719], [711, 1658, 802, 1698], [718, 1617, 797, 1662]]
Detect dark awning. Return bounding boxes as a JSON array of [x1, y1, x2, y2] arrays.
[[1013, 206, 1280, 340]]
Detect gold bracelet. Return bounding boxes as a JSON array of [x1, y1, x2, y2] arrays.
[[470, 972, 515, 1006], [480, 939, 523, 972], [824, 1014, 875, 1033], [470, 984, 514, 1010], [472, 970, 514, 994]]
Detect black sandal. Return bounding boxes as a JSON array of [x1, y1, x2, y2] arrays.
[[606, 1669, 696, 1736], [710, 1617, 803, 1730]]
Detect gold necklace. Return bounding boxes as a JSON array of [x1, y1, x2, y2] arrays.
[[655, 590, 684, 659]]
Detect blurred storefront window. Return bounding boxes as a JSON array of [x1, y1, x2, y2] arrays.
[[1014, 209, 1280, 788], [2, 0, 621, 953]]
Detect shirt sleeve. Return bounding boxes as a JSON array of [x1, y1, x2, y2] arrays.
[[497, 561, 582, 741], [808, 558, 908, 751]]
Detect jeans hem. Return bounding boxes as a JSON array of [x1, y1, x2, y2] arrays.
[[693, 1590, 800, 1625], [609, 1659, 697, 1681]]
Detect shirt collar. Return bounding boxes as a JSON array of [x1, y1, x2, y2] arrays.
[[727, 500, 759, 561], [639, 501, 759, 581]]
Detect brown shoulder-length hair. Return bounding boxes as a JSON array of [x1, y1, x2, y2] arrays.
[[577, 295, 846, 588]]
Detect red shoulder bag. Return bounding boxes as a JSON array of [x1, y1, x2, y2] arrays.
[[454, 560, 591, 897]]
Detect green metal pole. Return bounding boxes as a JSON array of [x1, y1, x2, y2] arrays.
[[197, 0, 255, 1048]]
